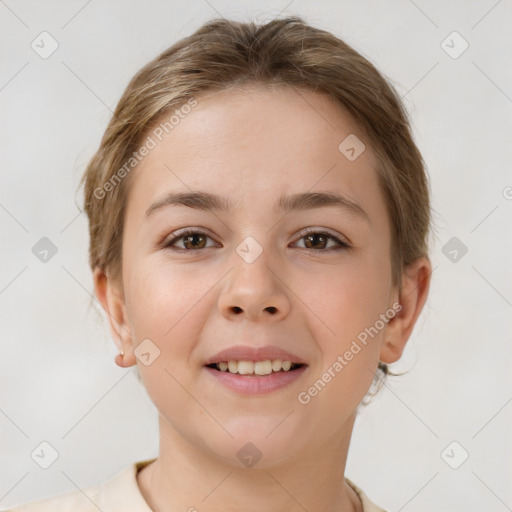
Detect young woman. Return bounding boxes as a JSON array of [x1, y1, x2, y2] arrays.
[[9, 15, 431, 512]]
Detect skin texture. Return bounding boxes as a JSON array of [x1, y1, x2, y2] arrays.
[[94, 84, 431, 512]]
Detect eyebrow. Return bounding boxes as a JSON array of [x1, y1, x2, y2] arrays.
[[145, 190, 369, 221]]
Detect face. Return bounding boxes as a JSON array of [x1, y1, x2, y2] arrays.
[[110, 85, 404, 467]]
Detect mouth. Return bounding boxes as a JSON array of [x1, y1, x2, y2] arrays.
[[205, 360, 306, 376], [203, 345, 309, 394], [204, 360, 308, 394]]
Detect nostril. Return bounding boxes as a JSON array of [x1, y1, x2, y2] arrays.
[[230, 306, 277, 314]]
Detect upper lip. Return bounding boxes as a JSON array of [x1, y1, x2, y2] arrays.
[[204, 345, 307, 365]]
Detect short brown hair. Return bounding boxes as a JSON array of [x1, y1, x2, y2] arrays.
[[81, 15, 431, 394]]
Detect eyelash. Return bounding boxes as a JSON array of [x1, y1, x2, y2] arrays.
[[162, 227, 351, 253]]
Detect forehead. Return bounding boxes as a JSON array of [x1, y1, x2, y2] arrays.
[[127, 84, 384, 221]]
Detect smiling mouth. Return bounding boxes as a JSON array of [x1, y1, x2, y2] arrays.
[[206, 360, 305, 376]]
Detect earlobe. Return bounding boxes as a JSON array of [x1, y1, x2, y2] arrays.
[[379, 257, 431, 364], [93, 268, 135, 366]]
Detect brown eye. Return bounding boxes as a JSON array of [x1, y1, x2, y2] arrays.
[[164, 230, 216, 251], [304, 233, 329, 250], [295, 229, 350, 251], [181, 233, 207, 250]]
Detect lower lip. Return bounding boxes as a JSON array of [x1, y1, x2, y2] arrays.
[[204, 365, 308, 394]]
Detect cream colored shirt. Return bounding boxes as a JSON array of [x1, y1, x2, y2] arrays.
[[5, 458, 388, 512]]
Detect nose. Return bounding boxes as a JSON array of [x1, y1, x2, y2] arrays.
[[218, 248, 291, 322]]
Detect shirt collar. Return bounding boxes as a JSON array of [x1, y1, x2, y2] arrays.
[[97, 458, 157, 512], [95, 458, 386, 512]]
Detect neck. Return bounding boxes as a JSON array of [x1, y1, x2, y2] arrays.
[[137, 413, 362, 512]]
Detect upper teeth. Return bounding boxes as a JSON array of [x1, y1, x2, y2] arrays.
[[215, 360, 295, 375]]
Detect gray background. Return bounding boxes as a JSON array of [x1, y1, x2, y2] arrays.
[[1, 1, 511, 510]]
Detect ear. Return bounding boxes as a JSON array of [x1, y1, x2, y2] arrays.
[[93, 268, 136, 368], [380, 257, 431, 364]]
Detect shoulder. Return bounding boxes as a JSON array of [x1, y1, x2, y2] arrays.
[[3, 459, 157, 512], [4, 486, 101, 512], [346, 477, 389, 512]]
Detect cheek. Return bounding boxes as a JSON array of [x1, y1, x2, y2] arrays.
[[300, 251, 391, 336], [300, 252, 391, 397], [297, 270, 389, 421], [126, 259, 207, 341], [124, 260, 211, 411]]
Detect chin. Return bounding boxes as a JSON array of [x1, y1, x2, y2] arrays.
[[199, 415, 312, 469]]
